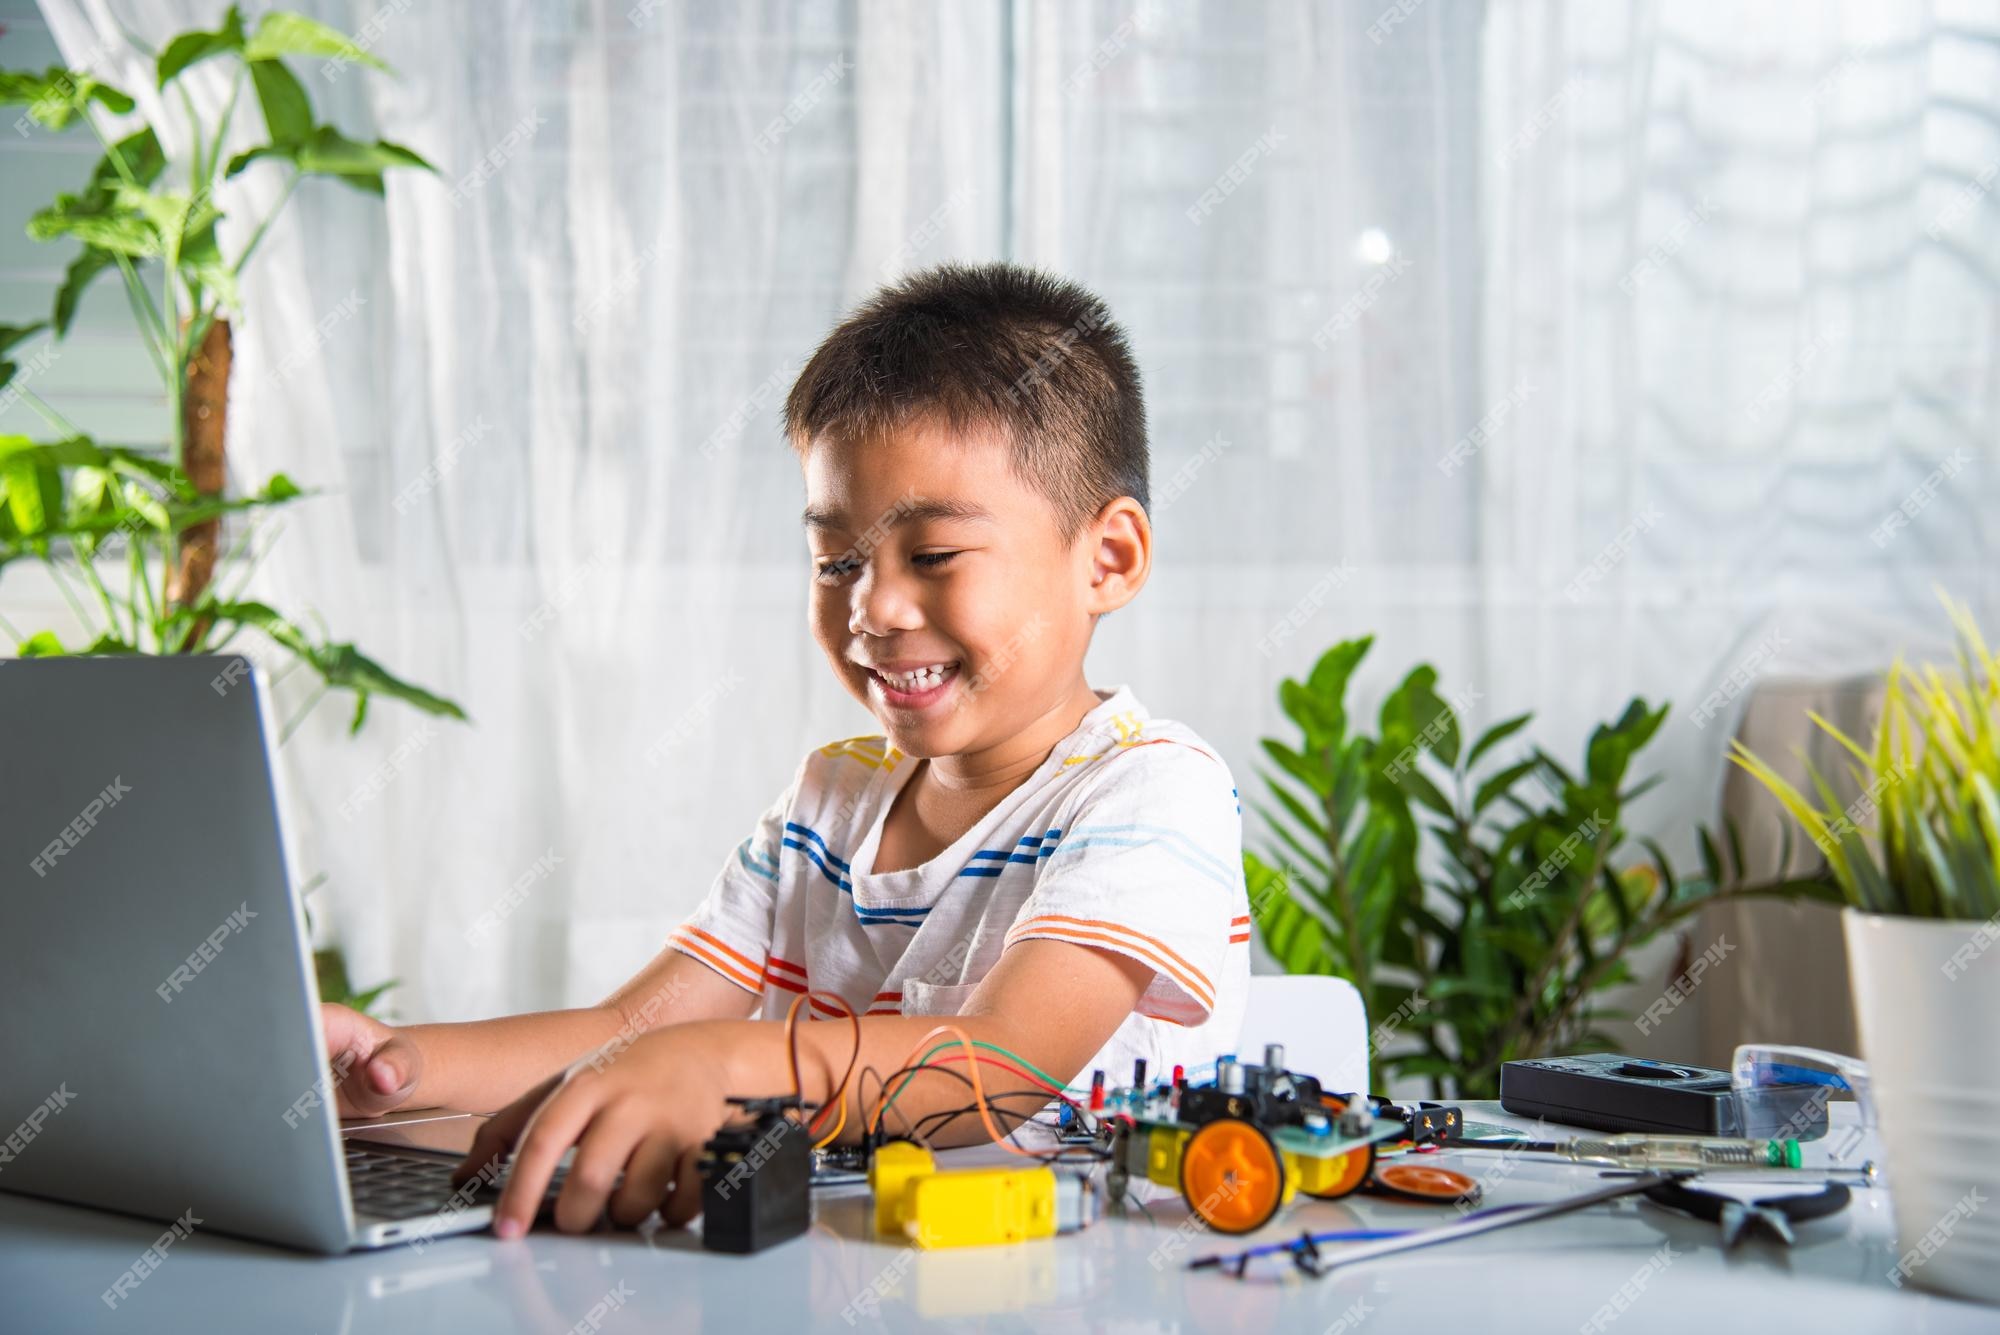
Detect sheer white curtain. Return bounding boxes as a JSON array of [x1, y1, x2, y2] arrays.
[[40, 0, 2000, 1024], [44, 0, 1004, 1019], [1024, 0, 2000, 870], [1479, 0, 2000, 852]]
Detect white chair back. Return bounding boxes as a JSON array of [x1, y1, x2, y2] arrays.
[[1236, 974, 1371, 1093]]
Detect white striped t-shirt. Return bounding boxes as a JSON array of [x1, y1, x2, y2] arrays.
[[668, 685, 1251, 1093]]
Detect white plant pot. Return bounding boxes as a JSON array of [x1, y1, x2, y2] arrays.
[[1844, 908, 2000, 1304]]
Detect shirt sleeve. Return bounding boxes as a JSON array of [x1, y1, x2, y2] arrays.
[[667, 766, 798, 995], [1004, 739, 1247, 1026]]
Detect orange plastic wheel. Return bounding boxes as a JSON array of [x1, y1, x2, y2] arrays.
[[1300, 1142, 1375, 1200], [1179, 1118, 1285, 1234], [1373, 1161, 1480, 1205]]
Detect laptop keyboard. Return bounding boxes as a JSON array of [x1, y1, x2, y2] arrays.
[[345, 1143, 565, 1220]]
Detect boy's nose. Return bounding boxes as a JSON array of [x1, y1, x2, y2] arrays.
[[848, 567, 923, 637]]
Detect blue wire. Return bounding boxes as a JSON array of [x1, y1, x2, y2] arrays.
[[1190, 1203, 1540, 1270]]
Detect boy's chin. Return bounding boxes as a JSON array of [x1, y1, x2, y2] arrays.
[[870, 694, 981, 757]]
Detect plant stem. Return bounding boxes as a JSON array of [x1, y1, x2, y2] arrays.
[[279, 679, 329, 745], [129, 535, 162, 650], [15, 385, 82, 437], [110, 252, 174, 386], [209, 68, 244, 183], [1490, 830, 1613, 1068], [45, 560, 98, 637], [234, 172, 302, 276], [180, 84, 206, 184], [73, 545, 129, 643]]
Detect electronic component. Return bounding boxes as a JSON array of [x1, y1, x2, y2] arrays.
[[1500, 1053, 1829, 1137], [1371, 1098, 1463, 1145], [1101, 1044, 1405, 1234], [698, 1096, 811, 1254], [869, 1140, 1094, 1249]]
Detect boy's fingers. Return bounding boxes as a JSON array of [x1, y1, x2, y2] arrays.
[[341, 1036, 425, 1117], [454, 1072, 559, 1186], [366, 1037, 422, 1095], [608, 1131, 685, 1228], [551, 1105, 645, 1234], [659, 1145, 707, 1229], [492, 1081, 598, 1239]]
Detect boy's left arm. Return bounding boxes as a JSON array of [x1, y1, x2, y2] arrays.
[[465, 939, 1152, 1237]]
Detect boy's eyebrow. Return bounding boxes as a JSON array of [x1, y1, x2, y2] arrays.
[[801, 497, 995, 531]]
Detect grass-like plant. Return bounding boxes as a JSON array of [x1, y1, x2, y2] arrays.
[[1732, 594, 2000, 921]]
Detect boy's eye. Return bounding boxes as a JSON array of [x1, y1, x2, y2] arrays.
[[815, 557, 861, 582], [813, 551, 959, 582]]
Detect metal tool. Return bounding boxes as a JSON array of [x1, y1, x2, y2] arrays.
[[1190, 1173, 1675, 1277], [1640, 1179, 1851, 1249]]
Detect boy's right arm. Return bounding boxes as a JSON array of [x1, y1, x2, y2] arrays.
[[324, 945, 758, 1118]]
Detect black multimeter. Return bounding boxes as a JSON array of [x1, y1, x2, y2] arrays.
[[1499, 1053, 1829, 1137]]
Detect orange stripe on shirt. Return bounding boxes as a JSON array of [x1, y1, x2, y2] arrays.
[[1138, 1008, 1194, 1027], [1007, 921, 1214, 1010], [873, 991, 902, 1002], [668, 932, 761, 993], [767, 956, 807, 977], [810, 995, 852, 1017], [1228, 932, 1251, 944], [762, 971, 807, 995], [1229, 915, 1251, 926], [682, 925, 763, 977], [1007, 915, 1215, 1004]]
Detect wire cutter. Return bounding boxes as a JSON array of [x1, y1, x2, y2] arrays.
[[1641, 1179, 1850, 1248]]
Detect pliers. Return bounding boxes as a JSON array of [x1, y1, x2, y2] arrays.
[[1641, 1179, 1851, 1248]]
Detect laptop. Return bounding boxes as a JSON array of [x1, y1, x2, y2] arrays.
[[0, 654, 557, 1252]]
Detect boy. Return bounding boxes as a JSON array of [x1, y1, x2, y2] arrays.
[[321, 263, 1250, 1238]]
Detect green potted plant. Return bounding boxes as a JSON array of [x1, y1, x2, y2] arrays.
[[1733, 593, 2000, 1304], [2, 8, 458, 1012], [1246, 635, 1835, 1099]]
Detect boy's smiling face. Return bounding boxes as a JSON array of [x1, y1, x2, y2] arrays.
[[802, 417, 1147, 768]]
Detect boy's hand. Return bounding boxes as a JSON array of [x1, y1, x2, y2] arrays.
[[454, 1026, 736, 1238], [320, 1001, 426, 1118]]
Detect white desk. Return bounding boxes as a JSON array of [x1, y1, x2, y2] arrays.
[[1, 1104, 1988, 1333]]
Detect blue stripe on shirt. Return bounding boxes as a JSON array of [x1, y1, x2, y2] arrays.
[[737, 838, 779, 883], [1046, 827, 1234, 891], [780, 821, 930, 925], [958, 828, 1063, 878]]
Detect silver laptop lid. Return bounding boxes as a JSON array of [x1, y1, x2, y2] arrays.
[[0, 655, 355, 1252]]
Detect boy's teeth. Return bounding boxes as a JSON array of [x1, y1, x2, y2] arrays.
[[883, 663, 954, 689]]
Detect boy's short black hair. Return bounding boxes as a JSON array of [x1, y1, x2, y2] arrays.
[[782, 262, 1149, 541]]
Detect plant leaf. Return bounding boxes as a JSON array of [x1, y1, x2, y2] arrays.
[[248, 56, 312, 143], [1474, 757, 1540, 814], [0, 66, 135, 130], [184, 599, 467, 730], [156, 5, 248, 87], [229, 124, 433, 195], [1467, 711, 1533, 770], [244, 11, 389, 70], [52, 247, 119, 337]]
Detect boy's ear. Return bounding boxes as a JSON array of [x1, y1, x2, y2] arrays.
[[1081, 496, 1151, 615]]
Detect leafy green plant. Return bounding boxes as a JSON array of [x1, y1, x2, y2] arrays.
[[1, 6, 459, 733], [1246, 635, 1837, 1098], [1733, 593, 2000, 921], [295, 877, 395, 1016]]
